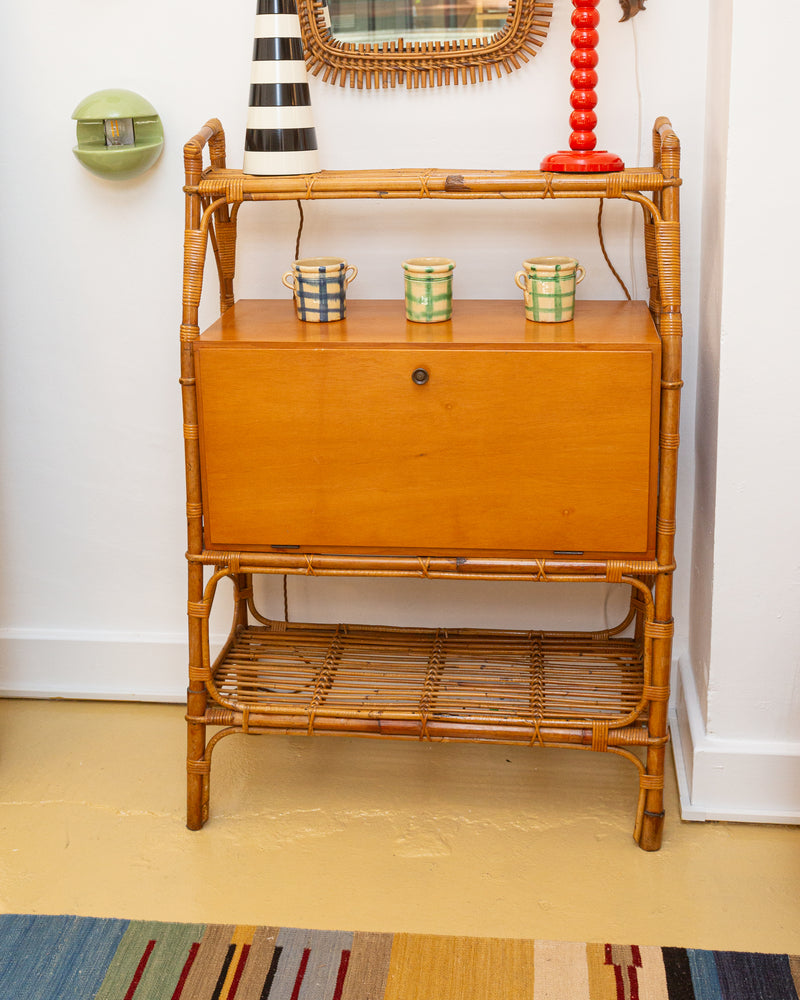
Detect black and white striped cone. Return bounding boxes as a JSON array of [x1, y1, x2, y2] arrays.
[[243, 0, 320, 176]]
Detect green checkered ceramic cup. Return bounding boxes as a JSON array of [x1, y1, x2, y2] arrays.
[[402, 257, 455, 323], [514, 256, 586, 323]]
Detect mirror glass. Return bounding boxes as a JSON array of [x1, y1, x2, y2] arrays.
[[329, 0, 509, 43]]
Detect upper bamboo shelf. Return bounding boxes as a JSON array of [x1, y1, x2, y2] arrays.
[[187, 165, 680, 203], [183, 115, 680, 205]]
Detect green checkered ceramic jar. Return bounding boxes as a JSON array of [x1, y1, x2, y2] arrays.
[[402, 257, 455, 323], [514, 256, 586, 323]]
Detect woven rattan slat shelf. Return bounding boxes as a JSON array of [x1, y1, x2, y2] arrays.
[[180, 117, 682, 850], [209, 623, 646, 728]]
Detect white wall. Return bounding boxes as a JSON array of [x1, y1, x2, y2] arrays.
[[671, 0, 800, 823], [11, 1, 797, 824], [0, 0, 707, 699]]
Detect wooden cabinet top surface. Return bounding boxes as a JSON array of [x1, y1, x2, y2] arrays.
[[197, 299, 659, 350]]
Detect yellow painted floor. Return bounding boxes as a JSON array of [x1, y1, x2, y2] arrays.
[[0, 698, 798, 954]]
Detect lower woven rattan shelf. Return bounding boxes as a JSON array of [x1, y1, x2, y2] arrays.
[[203, 620, 648, 745]]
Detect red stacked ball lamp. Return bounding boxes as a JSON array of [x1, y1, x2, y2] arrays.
[[540, 0, 624, 173]]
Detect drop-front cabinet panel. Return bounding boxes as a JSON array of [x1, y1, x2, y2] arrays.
[[194, 299, 661, 559]]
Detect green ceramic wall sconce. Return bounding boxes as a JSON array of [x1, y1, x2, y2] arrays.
[[72, 89, 164, 180]]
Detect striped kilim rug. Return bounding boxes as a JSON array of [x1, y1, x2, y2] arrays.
[[0, 915, 799, 1000]]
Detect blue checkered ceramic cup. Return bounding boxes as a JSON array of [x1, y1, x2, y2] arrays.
[[514, 256, 586, 323], [282, 257, 358, 322]]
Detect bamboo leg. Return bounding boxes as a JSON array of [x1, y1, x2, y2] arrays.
[[181, 121, 228, 830], [186, 565, 208, 830], [636, 118, 681, 851], [186, 718, 208, 830], [638, 573, 674, 850]]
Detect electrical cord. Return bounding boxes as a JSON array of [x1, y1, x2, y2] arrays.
[[294, 200, 305, 261], [600, 20, 642, 628], [628, 16, 643, 300], [278, 200, 308, 622], [597, 17, 643, 304], [598, 200, 632, 300]]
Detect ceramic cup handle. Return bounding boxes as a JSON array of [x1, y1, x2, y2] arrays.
[[514, 271, 527, 292], [575, 265, 586, 284], [281, 271, 297, 290], [344, 264, 358, 287]]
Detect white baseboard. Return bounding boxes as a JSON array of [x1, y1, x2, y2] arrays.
[[670, 652, 800, 824], [0, 628, 227, 703]]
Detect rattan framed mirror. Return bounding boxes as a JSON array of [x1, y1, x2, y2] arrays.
[[298, 0, 553, 88]]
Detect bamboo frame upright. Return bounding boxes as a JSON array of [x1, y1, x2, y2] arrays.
[[180, 117, 682, 850]]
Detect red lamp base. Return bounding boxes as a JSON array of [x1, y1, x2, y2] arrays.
[[540, 149, 625, 173]]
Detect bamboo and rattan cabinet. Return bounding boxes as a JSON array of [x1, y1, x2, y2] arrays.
[[181, 117, 682, 850]]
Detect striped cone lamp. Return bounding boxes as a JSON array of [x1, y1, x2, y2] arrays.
[[243, 0, 320, 176]]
